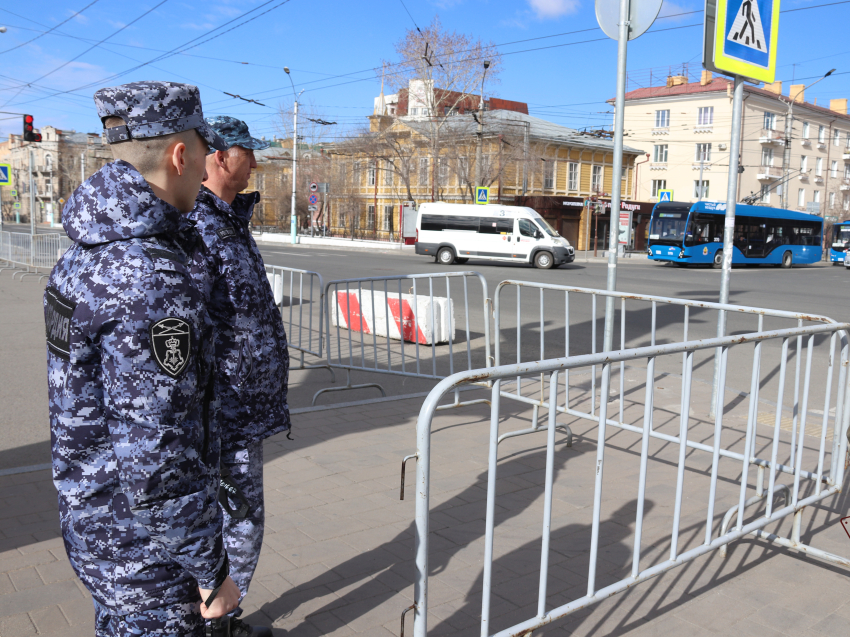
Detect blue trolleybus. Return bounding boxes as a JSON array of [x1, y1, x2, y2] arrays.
[[829, 220, 850, 264], [647, 201, 823, 268]]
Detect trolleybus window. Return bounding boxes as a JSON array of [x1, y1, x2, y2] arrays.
[[649, 205, 690, 244]]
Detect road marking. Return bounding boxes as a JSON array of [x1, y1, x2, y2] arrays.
[[263, 250, 321, 257]]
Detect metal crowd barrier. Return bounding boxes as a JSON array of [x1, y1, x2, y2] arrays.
[[264, 264, 333, 380], [0, 232, 69, 281], [493, 281, 837, 441], [315, 271, 492, 406], [406, 316, 850, 636]]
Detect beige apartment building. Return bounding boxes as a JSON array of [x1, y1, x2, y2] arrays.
[[621, 71, 850, 218]]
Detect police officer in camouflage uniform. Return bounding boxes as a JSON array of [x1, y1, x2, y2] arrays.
[[189, 116, 290, 637], [44, 81, 242, 636]]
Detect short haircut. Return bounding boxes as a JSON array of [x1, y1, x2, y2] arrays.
[[103, 116, 204, 174]]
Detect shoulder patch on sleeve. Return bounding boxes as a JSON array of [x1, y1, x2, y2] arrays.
[[216, 227, 238, 240], [45, 287, 77, 361], [150, 318, 192, 378], [146, 247, 185, 264]]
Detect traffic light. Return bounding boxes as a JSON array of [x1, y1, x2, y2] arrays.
[[22, 114, 41, 142]]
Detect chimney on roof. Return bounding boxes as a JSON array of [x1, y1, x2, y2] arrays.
[[763, 81, 782, 95], [666, 75, 688, 88], [830, 98, 848, 115], [790, 84, 805, 103], [700, 70, 713, 86]]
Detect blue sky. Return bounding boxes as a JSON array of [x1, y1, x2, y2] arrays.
[[0, 0, 847, 141]]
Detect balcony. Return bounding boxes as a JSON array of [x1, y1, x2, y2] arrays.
[[798, 170, 810, 181], [692, 163, 712, 170], [759, 129, 785, 145], [649, 162, 667, 170], [814, 174, 824, 184], [651, 127, 670, 136], [843, 151, 850, 161], [840, 179, 850, 191], [801, 139, 811, 148], [757, 165, 783, 180]]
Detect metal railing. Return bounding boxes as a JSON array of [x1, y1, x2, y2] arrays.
[[265, 264, 333, 380], [316, 271, 492, 406], [406, 318, 850, 636], [0, 231, 70, 280]]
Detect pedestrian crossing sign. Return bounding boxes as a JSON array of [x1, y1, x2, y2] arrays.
[[658, 189, 673, 202], [0, 164, 10, 186], [704, 0, 779, 83], [475, 187, 490, 205]]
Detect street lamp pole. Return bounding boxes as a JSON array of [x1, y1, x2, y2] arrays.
[[284, 67, 303, 245], [474, 60, 490, 190], [781, 69, 835, 209]]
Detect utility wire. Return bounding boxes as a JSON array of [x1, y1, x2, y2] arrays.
[[0, 0, 102, 56]]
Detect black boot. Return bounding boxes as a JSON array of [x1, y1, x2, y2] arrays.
[[229, 617, 273, 637]]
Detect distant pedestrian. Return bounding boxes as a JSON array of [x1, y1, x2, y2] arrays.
[[43, 81, 240, 636], [189, 115, 291, 637]]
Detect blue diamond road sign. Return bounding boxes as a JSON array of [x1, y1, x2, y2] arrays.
[[0, 164, 10, 187], [476, 187, 489, 205]]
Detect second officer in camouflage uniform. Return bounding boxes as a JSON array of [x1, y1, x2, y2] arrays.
[[44, 82, 242, 636], [189, 116, 290, 637]]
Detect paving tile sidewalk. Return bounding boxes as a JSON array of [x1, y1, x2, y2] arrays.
[[2, 379, 850, 636]]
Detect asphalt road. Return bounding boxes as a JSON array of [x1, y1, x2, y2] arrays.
[[2, 242, 847, 470]]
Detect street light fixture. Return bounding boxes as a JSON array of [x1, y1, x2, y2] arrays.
[[284, 67, 303, 244], [0, 27, 7, 33], [781, 68, 837, 208]]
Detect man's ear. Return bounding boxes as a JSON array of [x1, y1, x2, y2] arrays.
[[214, 150, 228, 170], [171, 141, 188, 177]]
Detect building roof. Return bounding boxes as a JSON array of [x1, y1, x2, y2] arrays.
[[620, 78, 850, 123], [398, 110, 644, 155]]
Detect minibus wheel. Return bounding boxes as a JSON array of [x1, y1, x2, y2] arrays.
[[781, 251, 793, 268], [534, 251, 554, 269], [437, 247, 455, 265]]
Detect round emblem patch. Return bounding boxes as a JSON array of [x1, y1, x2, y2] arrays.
[[150, 318, 192, 378]]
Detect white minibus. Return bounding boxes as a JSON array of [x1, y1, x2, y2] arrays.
[[414, 202, 575, 269]]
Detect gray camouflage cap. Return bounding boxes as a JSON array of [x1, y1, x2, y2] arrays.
[[205, 116, 269, 151], [94, 81, 227, 151]]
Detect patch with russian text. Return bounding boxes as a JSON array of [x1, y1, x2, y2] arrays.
[[45, 287, 76, 361], [217, 227, 238, 240]]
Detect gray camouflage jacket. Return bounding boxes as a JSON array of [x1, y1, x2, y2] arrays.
[[189, 187, 290, 452], [44, 160, 227, 613]]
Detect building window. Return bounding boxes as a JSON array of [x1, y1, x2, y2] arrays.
[[44, 154, 53, 171], [845, 163, 850, 179], [844, 194, 850, 211], [438, 159, 449, 185], [353, 161, 361, 184], [694, 180, 709, 199], [695, 143, 711, 162], [383, 204, 393, 231], [384, 163, 393, 186], [834, 129, 841, 146], [591, 165, 603, 192], [367, 162, 376, 186], [568, 163, 578, 191], [655, 110, 670, 128], [651, 179, 667, 198], [814, 190, 821, 204], [800, 155, 808, 172], [802, 122, 810, 138], [760, 185, 770, 203], [367, 204, 375, 229], [419, 158, 429, 186], [818, 125, 825, 143], [409, 107, 418, 116], [829, 192, 836, 208], [457, 157, 468, 184], [761, 147, 774, 166], [697, 107, 714, 126], [798, 188, 805, 208], [816, 157, 823, 176], [653, 144, 668, 163], [763, 112, 777, 130], [831, 160, 838, 178], [543, 160, 554, 189]]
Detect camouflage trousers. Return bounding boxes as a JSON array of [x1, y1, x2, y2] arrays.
[[221, 440, 266, 617], [94, 598, 204, 636]]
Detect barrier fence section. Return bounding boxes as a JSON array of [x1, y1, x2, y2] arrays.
[[0, 232, 70, 280], [407, 306, 850, 636], [318, 271, 491, 406], [493, 281, 837, 447], [264, 264, 332, 379]]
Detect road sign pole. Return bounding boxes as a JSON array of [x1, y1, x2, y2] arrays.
[[710, 74, 744, 417], [602, 0, 630, 355]]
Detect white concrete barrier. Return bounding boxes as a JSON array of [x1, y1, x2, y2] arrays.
[[330, 289, 454, 345]]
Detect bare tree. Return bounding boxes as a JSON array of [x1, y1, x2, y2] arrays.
[[383, 17, 501, 201]]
